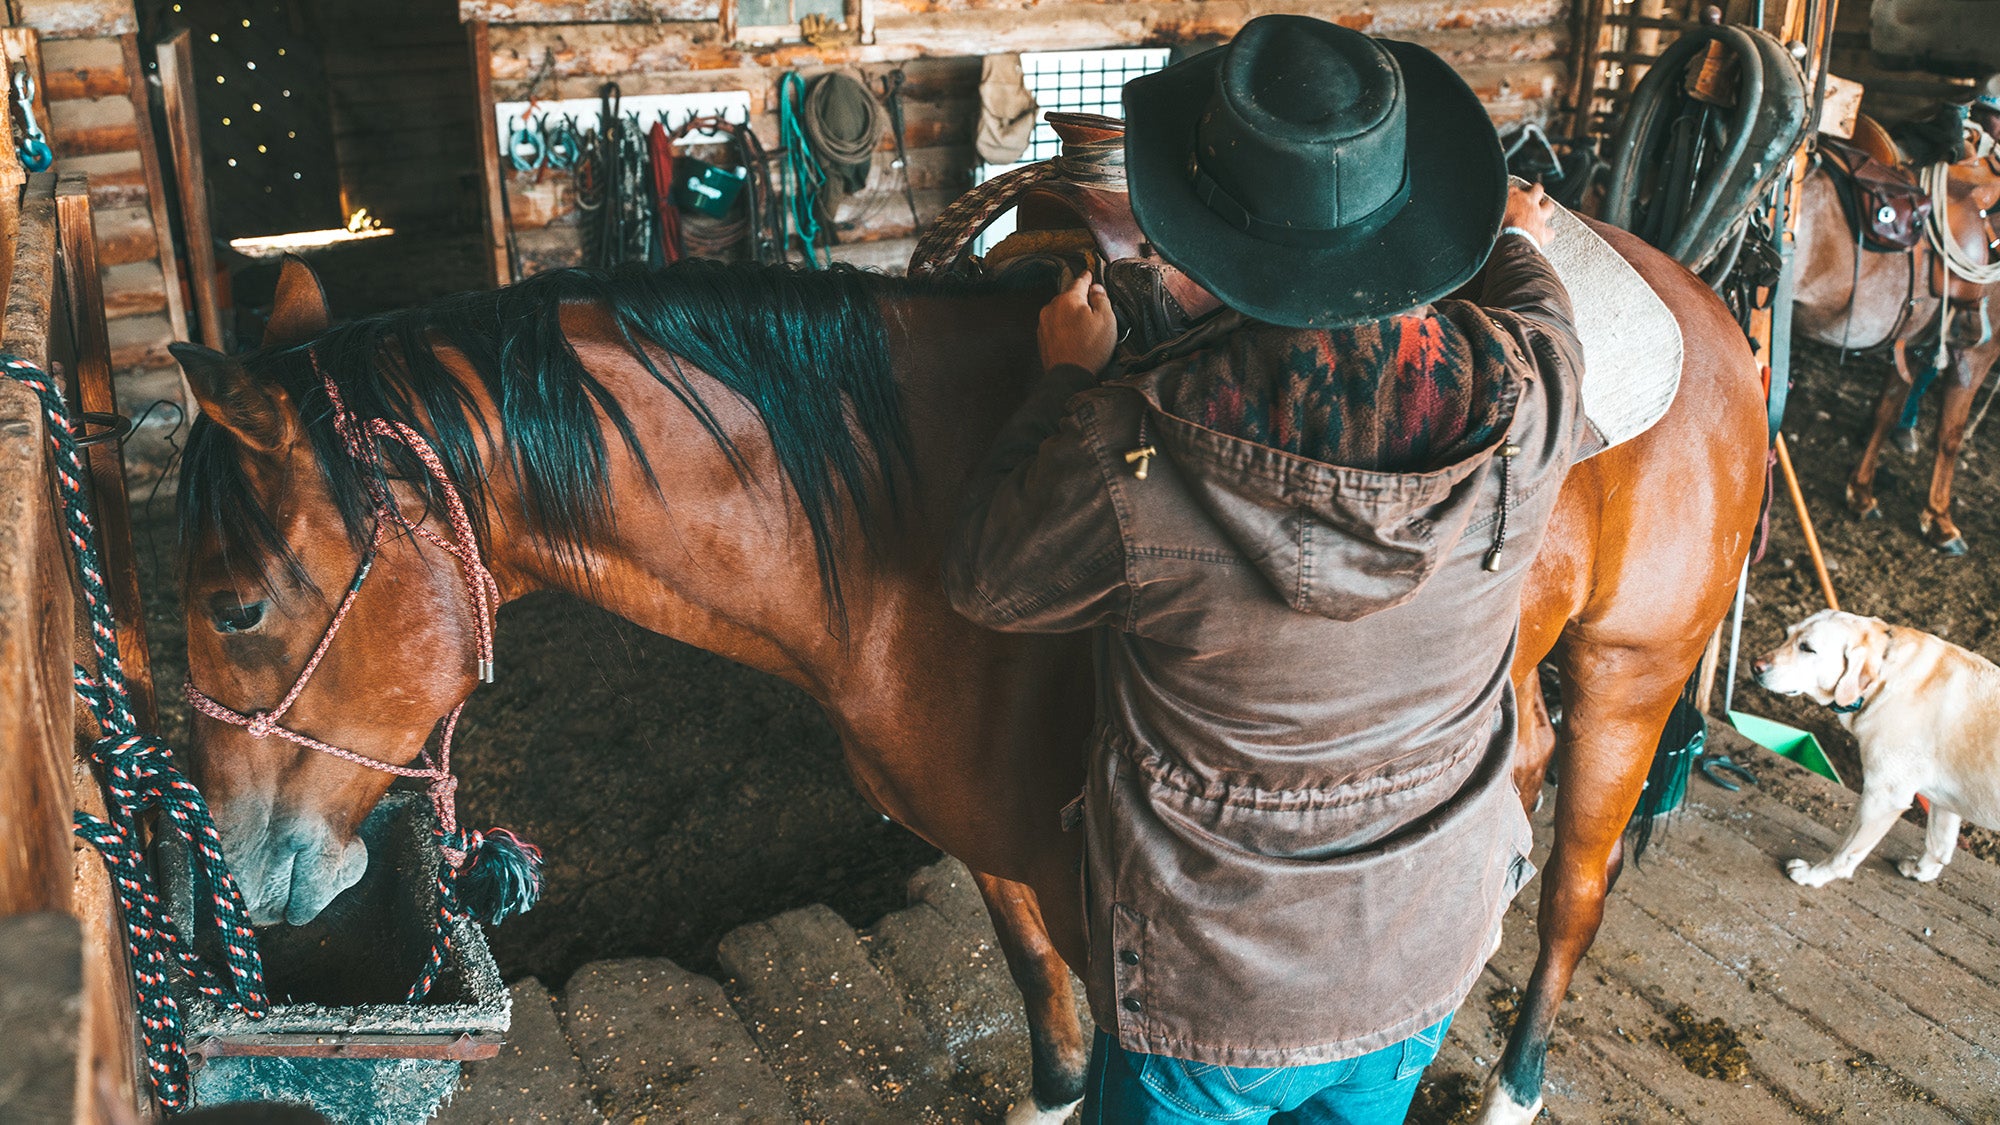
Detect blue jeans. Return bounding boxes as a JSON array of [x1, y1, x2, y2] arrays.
[[1080, 1016, 1451, 1124]]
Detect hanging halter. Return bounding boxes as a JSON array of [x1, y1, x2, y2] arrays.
[[184, 353, 540, 1000]]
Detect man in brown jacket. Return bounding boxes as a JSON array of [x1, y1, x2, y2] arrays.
[[945, 15, 1587, 1124]]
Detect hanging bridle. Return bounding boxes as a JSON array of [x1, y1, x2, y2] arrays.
[[183, 354, 500, 866]]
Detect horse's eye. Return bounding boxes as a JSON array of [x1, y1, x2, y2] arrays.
[[209, 594, 267, 634]]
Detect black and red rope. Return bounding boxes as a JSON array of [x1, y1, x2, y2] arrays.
[[5, 353, 268, 1113]]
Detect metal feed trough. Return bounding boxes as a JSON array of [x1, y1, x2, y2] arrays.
[[159, 791, 509, 1124]]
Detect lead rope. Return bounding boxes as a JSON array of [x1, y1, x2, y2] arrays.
[[3, 354, 269, 1115]]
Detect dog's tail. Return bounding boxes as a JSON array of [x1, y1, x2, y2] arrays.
[[1628, 672, 1705, 860]]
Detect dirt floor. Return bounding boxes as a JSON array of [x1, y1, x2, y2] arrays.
[[1736, 338, 2000, 861], [133, 331, 1997, 994]]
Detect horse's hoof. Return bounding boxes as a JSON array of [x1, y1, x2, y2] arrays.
[[1474, 1074, 1545, 1125], [1892, 427, 1920, 455], [1937, 536, 1969, 557], [1006, 1096, 1082, 1124], [1844, 483, 1879, 519]]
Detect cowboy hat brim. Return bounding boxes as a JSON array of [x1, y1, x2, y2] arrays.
[[1124, 40, 1507, 329]]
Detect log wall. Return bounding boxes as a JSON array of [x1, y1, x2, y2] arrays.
[[19, 0, 189, 495], [480, 0, 1571, 275]]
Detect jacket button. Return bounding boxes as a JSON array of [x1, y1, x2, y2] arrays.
[[1119, 949, 1140, 966], [1122, 996, 1142, 1013]]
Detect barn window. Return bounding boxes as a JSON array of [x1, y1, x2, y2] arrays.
[[737, 0, 851, 41], [975, 47, 1171, 251]]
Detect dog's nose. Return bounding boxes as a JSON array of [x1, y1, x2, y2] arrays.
[[1751, 658, 1771, 678]]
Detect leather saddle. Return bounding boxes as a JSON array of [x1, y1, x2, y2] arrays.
[[1818, 126, 1933, 253], [909, 112, 1219, 357]]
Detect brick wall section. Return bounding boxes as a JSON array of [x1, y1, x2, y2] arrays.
[[484, 0, 1570, 276], [38, 32, 186, 490]]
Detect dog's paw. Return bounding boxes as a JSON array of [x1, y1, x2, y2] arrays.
[[1786, 858, 1838, 887], [1898, 856, 1944, 882]]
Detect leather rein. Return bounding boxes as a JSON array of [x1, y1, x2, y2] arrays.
[[183, 355, 500, 862]]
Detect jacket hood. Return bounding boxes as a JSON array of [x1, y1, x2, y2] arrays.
[[1136, 381, 1515, 620]]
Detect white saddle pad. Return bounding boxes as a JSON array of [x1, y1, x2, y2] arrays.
[[1540, 199, 1683, 456]]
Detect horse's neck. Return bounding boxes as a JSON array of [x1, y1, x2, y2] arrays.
[[476, 286, 1046, 697]]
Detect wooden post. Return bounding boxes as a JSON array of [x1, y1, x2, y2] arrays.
[[468, 19, 510, 288], [120, 33, 191, 349], [56, 171, 157, 728], [0, 172, 145, 1125], [155, 30, 225, 349]]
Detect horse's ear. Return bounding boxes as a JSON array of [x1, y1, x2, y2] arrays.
[[172, 342, 296, 455], [264, 254, 330, 347]]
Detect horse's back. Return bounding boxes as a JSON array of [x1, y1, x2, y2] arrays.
[[1527, 218, 1766, 648]]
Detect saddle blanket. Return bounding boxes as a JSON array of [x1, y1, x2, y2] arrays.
[[1539, 194, 1683, 457]]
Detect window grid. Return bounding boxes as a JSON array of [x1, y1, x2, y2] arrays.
[[975, 48, 1171, 251]]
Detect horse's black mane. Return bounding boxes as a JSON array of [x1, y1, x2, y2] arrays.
[[180, 258, 1022, 624]]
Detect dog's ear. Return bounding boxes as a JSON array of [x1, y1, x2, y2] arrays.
[[1832, 625, 1884, 707]]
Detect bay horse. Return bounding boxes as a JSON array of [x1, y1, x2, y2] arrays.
[[171, 233, 1761, 1122], [1792, 123, 2000, 554]]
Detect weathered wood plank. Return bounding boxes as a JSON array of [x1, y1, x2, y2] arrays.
[[462, 0, 720, 21], [86, 203, 156, 268], [0, 172, 144, 1125], [47, 96, 138, 159], [39, 38, 126, 101], [10, 1, 136, 40], [119, 34, 189, 352], [0, 179, 71, 922], [57, 173, 154, 730], [492, 3, 1568, 87], [100, 261, 167, 320], [470, 20, 512, 287], [156, 31, 223, 348]]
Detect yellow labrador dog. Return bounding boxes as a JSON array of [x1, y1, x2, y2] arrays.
[[1752, 609, 2000, 888]]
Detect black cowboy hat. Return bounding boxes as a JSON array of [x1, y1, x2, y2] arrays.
[[1124, 16, 1506, 329]]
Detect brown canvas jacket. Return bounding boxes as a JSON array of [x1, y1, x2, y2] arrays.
[[944, 237, 1588, 1067]]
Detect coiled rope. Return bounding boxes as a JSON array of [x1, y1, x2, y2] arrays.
[[779, 72, 831, 266], [3, 353, 268, 1115]]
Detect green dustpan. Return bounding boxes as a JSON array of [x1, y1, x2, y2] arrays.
[[1728, 710, 1843, 785]]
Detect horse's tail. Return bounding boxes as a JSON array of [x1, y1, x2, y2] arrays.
[[1627, 672, 1705, 860]]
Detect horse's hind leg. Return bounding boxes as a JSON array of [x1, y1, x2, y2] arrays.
[[1848, 342, 1919, 519], [1477, 643, 1696, 1125], [1918, 343, 1999, 554], [973, 871, 1089, 1123]]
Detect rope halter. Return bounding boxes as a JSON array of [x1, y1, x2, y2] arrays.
[[184, 352, 511, 888]]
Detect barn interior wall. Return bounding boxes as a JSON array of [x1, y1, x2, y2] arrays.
[[23, 1, 188, 492], [479, 0, 1573, 275]]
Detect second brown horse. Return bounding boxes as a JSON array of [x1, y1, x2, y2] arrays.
[[172, 226, 1762, 1122], [1792, 123, 2000, 554]]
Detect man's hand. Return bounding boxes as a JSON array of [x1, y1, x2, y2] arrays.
[[1503, 182, 1556, 249], [1039, 273, 1118, 375]]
